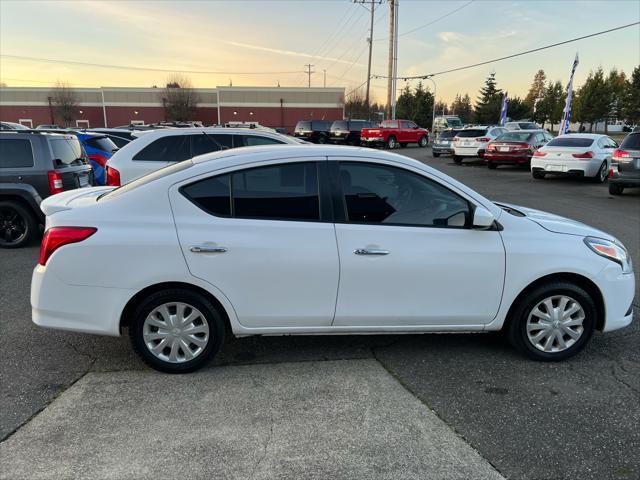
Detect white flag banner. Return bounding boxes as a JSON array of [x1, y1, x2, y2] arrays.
[[559, 53, 580, 135]]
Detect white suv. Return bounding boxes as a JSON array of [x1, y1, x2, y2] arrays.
[[105, 127, 300, 185], [452, 126, 509, 164]]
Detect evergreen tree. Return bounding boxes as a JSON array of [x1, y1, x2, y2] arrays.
[[606, 68, 627, 129], [536, 81, 564, 131], [413, 81, 434, 129], [395, 83, 413, 120], [525, 69, 547, 122], [474, 72, 502, 124], [506, 96, 532, 121], [623, 65, 640, 126]]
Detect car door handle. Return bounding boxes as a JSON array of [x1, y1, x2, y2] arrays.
[[354, 248, 390, 256], [190, 245, 227, 253]]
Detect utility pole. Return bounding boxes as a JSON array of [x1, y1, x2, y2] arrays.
[[305, 64, 315, 88], [386, 0, 395, 119], [391, 0, 399, 119], [354, 0, 378, 112]]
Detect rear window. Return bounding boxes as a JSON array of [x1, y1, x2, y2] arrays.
[[381, 120, 398, 128], [331, 121, 348, 130], [546, 137, 594, 148], [295, 121, 311, 131], [457, 129, 487, 138], [49, 137, 86, 165], [446, 118, 463, 128], [84, 136, 118, 153], [497, 132, 533, 142], [439, 130, 460, 139], [0, 138, 34, 168], [518, 123, 538, 130], [620, 133, 640, 150], [100, 160, 193, 201]]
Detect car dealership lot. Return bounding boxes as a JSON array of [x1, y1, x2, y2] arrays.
[[1, 148, 638, 480]]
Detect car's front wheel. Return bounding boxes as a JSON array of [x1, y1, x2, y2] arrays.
[[129, 289, 226, 373], [507, 282, 596, 361]]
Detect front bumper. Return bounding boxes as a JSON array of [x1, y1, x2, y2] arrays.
[[31, 265, 133, 336], [596, 262, 635, 332]]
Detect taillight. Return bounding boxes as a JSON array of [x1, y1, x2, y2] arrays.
[[88, 153, 109, 167], [106, 166, 121, 186], [513, 143, 530, 150], [487, 144, 496, 151], [612, 149, 630, 161], [609, 168, 615, 178], [533, 150, 547, 157], [572, 151, 594, 159], [47, 170, 64, 195], [476, 137, 490, 142], [39, 227, 97, 266]]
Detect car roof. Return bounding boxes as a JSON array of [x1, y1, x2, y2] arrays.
[[131, 127, 294, 139], [554, 133, 607, 139]]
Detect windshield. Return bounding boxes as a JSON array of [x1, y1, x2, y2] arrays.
[[457, 129, 487, 138], [447, 118, 463, 128], [295, 121, 311, 131], [497, 132, 533, 142], [546, 137, 594, 148], [49, 137, 85, 165], [100, 160, 193, 201], [331, 121, 348, 130]]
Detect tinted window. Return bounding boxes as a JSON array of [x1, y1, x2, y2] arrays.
[[107, 135, 131, 148], [0, 139, 34, 168], [400, 121, 411, 128], [240, 135, 284, 147], [331, 121, 348, 130], [295, 121, 311, 131], [133, 135, 191, 162], [84, 136, 118, 152], [181, 174, 231, 217], [339, 162, 469, 228], [350, 121, 365, 131], [518, 123, 538, 129], [438, 130, 459, 139], [312, 121, 331, 131], [620, 133, 640, 150], [546, 137, 594, 148], [232, 163, 319, 221], [49, 137, 85, 165], [191, 134, 233, 156], [457, 129, 487, 138], [498, 132, 532, 142], [446, 118, 463, 128]]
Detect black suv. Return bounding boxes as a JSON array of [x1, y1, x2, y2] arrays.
[[329, 120, 377, 145], [293, 120, 332, 144], [609, 131, 640, 195], [0, 132, 94, 247]]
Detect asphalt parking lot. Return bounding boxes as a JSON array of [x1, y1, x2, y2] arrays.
[[1, 148, 638, 480]]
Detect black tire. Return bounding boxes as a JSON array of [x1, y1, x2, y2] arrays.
[[386, 136, 397, 149], [399, 142, 408, 148], [129, 289, 226, 373], [0, 200, 37, 248], [507, 281, 596, 361], [317, 135, 328, 144], [453, 155, 463, 164], [432, 152, 440, 158], [487, 162, 497, 169], [609, 183, 624, 195], [532, 170, 545, 179], [418, 136, 428, 148], [592, 161, 608, 183]]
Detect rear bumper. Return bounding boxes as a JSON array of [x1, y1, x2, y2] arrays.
[[361, 137, 385, 146], [31, 265, 132, 336], [432, 145, 452, 154], [484, 152, 531, 164], [531, 158, 602, 176], [453, 146, 484, 157], [610, 171, 640, 187]]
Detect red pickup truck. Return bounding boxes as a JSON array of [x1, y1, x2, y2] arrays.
[[361, 119, 430, 149]]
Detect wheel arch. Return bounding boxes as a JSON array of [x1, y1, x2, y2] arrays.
[[119, 281, 233, 335], [502, 272, 606, 332]]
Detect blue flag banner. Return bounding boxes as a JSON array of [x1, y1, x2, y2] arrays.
[[559, 53, 580, 135], [499, 92, 509, 126]]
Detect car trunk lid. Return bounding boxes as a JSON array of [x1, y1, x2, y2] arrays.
[[40, 186, 115, 216]]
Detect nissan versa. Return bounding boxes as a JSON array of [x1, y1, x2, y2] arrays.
[[31, 145, 635, 372]]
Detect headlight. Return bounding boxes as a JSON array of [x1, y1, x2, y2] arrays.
[[584, 236, 633, 273]]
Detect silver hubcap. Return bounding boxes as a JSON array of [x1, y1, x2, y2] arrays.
[[389, 138, 395, 148], [599, 162, 607, 181], [526, 295, 585, 353], [143, 302, 210, 363]]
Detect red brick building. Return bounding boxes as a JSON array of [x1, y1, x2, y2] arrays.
[[0, 86, 345, 133]]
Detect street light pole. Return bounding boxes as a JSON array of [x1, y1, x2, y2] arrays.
[[425, 75, 436, 137]]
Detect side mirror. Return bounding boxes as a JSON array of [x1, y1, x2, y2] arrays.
[[472, 206, 495, 229]]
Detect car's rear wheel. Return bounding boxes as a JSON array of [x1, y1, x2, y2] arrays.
[[386, 136, 397, 149], [0, 200, 37, 248], [507, 282, 596, 361], [129, 289, 226, 373], [432, 152, 440, 158], [487, 161, 497, 169], [593, 161, 608, 183], [418, 136, 428, 148], [609, 183, 624, 195], [453, 155, 463, 164], [532, 170, 545, 179]]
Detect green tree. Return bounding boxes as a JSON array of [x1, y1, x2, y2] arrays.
[[412, 81, 434, 129], [575, 68, 609, 131], [622, 65, 640, 126], [395, 84, 413, 121], [450, 93, 473, 124], [525, 69, 547, 123], [434, 100, 448, 116], [474, 72, 502, 124], [506, 96, 532, 121]]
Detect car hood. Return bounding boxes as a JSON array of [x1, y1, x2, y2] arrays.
[[496, 202, 616, 241]]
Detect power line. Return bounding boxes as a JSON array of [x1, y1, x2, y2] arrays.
[[372, 22, 640, 80], [0, 54, 302, 75], [374, 0, 474, 42]]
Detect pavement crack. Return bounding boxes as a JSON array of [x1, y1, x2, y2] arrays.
[[250, 409, 274, 479]]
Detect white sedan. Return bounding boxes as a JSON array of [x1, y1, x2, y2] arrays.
[[32, 145, 634, 372], [451, 126, 509, 164], [531, 133, 618, 182]]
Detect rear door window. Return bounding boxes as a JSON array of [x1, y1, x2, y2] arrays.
[[191, 134, 233, 157], [0, 139, 34, 168], [381, 120, 398, 128], [181, 174, 231, 217], [133, 135, 191, 162], [239, 135, 285, 147]]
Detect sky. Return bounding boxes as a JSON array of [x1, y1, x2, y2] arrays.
[[0, 0, 639, 105]]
